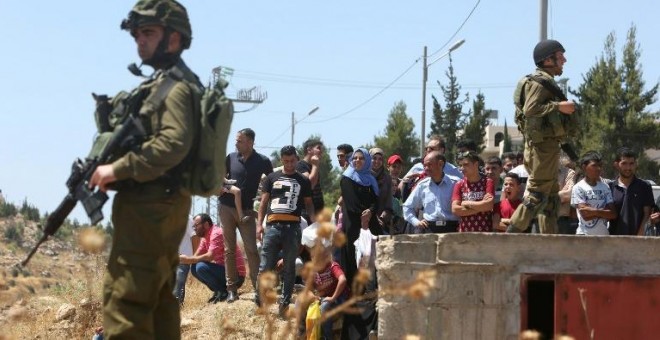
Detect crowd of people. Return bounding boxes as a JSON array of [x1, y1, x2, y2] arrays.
[[170, 132, 659, 340], [85, 1, 658, 338]]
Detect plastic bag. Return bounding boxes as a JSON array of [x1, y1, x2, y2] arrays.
[[355, 228, 377, 269], [306, 300, 321, 340]]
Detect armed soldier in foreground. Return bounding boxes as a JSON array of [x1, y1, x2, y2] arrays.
[[89, 1, 201, 338], [507, 40, 577, 234]]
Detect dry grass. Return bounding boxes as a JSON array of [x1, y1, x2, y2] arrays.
[[0, 213, 441, 340]]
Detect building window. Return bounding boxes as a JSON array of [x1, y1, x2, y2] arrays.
[[495, 132, 504, 147]]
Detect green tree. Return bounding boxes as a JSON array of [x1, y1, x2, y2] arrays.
[[372, 101, 420, 167], [105, 221, 114, 236], [502, 119, 513, 153], [0, 201, 18, 217], [573, 25, 660, 180], [4, 220, 24, 245], [430, 55, 469, 162], [20, 198, 40, 222], [462, 92, 490, 152]]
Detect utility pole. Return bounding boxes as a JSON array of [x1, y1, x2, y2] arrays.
[[539, 0, 548, 41], [291, 107, 320, 146], [421, 46, 428, 157], [291, 112, 295, 146], [420, 40, 465, 157]]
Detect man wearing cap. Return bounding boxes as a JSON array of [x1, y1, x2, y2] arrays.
[[387, 154, 406, 234], [387, 155, 404, 188], [87, 0, 200, 337], [507, 39, 576, 234]]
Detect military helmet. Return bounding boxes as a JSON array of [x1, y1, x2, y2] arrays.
[[121, 0, 192, 49], [533, 39, 565, 65]]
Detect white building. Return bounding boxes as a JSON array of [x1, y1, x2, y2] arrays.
[[480, 124, 524, 159]]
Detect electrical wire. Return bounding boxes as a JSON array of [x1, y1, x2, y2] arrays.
[[261, 59, 419, 146], [428, 0, 481, 58], [256, 0, 482, 145], [232, 72, 513, 90], [306, 60, 419, 124]]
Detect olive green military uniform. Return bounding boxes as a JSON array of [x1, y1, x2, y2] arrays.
[[103, 62, 199, 339], [509, 68, 565, 233], [101, 1, 201, 338]]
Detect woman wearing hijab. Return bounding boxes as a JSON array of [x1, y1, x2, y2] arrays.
[[339, 147, 380, 339], [339, 148, 380, 284], [369, 148, 394, 234]]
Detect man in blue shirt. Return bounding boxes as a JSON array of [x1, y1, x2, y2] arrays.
[[402, 135, 463, 181], [403, 151, 460, 233]]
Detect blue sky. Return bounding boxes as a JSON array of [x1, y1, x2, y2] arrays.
[[2, 0, 659, 223]]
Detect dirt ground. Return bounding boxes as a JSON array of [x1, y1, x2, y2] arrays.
[[0, 217, 295, 340]]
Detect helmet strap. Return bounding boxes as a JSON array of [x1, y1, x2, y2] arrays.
[[143, 27, 181, 70]]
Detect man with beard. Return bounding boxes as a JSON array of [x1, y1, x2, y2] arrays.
[[89, 1, 201, 337], [608, 147, 654, 235]]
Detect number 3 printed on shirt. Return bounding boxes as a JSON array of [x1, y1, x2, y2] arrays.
[[270, 180, 301, 212]]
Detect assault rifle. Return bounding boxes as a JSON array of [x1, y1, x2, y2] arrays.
[[20, 97, 146, 267]]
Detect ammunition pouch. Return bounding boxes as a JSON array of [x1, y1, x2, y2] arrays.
[[523, 191, 545, 209], [87, 132, 114, 160], [525, 116, 546, 143]]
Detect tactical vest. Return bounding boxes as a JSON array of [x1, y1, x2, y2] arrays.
[[88, 61, 204, 189], [513, 70, 576, 143]]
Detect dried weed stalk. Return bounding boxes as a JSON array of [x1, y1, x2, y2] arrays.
[[249, 207, 439, 339]]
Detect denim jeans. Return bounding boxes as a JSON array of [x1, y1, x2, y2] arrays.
[[173, 263, 190, 304], [258, 222, 301, 304], [191, 262, 227, 293], [320, 296, 344, 339]]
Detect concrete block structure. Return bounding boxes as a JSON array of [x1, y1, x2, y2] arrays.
[[376, 233, 660, 340]]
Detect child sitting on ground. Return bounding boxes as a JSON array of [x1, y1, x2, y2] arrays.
[[301, 249, 348, 339]]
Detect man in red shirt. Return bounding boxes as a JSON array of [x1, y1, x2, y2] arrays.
[[179, 213, 246, 303], [493, 173, 523, 232], [451, 151, 495, 232]]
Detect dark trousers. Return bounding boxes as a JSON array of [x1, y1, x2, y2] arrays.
[[557, 216, 579, 235], [191, 262, 227, 293], [257, 222, 301, 304], [414, 221, 458, 234]]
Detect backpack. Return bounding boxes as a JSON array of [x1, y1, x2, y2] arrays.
[[153, 67, 234, 197], [513, 76, 532, 134]]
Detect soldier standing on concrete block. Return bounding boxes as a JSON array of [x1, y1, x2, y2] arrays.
[[507, 40, 576, 234]]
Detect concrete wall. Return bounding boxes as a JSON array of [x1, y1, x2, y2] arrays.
[[376, 233, 660, 340]]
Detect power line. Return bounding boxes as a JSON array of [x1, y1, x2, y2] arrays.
[[309, 60, 420, 123], [261, 59, 419, 146], [428, 0, 481, 59], [256, 0, 482, 145], [233, 72, 513, 90], [263, 125, 292, 147]]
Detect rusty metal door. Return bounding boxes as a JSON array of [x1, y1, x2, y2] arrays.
[[555, 275, 660, 340]]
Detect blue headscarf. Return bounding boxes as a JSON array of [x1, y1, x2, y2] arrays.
[[342, 148, 379, 195]]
